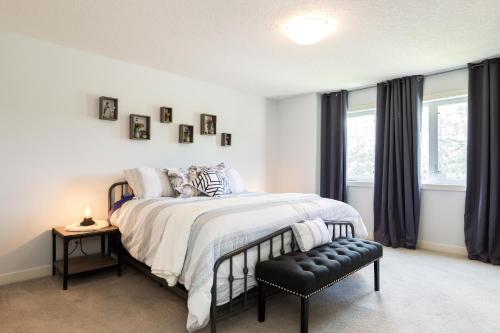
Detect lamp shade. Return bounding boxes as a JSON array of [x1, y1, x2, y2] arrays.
[[83, 203, 93, 219]]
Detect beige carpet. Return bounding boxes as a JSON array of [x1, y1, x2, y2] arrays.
[[1, 248, 500, 333]]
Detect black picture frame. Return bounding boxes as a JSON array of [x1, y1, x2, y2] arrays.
[[221, 133, 232, 146], [160, 107, 173, 123], [200, 113, 217, 135], [129, 114, 151, 140], [99, 96, 118, 121], [179, 124, 194, 143]]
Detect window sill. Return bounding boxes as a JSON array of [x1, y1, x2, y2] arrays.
[[347, 182, 466, 192], [347, 181, 374, 188], [421, 183, 466, 192]]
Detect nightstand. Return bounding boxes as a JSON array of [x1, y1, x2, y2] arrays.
[[52, 225, 121, 290]]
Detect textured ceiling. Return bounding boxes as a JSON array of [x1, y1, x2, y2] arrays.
[[1, 0, 500, 98]]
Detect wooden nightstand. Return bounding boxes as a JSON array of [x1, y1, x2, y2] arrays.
[[52, 225, 121, 290]]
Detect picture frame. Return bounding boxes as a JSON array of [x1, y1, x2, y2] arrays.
[[179, 124, 194, 143], [221, 133, 232, 146], [200, 113, 217, 135], [99, 96, 118, 121], [129, 114, 151, 140], [160, 107, 173, 123]]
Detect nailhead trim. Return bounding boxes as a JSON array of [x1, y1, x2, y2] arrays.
[[256, 257, 382, 299]]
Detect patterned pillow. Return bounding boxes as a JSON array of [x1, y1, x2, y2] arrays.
[[167, 168, 203, 198], [192, 169, 229, 197], [291, 218, 331, 252], [189, 162, 225, 175], [189, 162, 230, 194], [167, 163, 228, 198]]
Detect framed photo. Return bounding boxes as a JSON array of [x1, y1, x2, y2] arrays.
[[179, 124, 194, 143], [200, 113, 217, 135], [99, 96, 118, 121], [160, 107, 173, 123], [129, 114, 151, 140], [221, 133, 232, 146]]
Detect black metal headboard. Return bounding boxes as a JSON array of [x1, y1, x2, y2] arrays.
[[108, 181, 133, 211]]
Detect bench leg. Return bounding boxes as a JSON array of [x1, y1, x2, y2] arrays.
[[258, 282, 266, 322], [301, 297, 309, 333], [211, 317, 217, 333], [374, 259, 380, 291]]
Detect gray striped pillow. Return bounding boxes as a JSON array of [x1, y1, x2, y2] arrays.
[[291, 218, 331, 252]]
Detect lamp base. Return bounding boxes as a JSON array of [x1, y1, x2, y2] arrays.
[[80, 218, 95, 226]]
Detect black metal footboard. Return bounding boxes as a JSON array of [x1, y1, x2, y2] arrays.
[[210, 220, 355, 332]]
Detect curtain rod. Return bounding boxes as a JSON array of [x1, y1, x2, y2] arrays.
[[346, 65, 468, 94]]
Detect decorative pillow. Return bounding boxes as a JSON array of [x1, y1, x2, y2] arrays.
[[192, 169, 229, 197], [291, 218, 331, 252], [225, 168, 247, 194], [167, 168, 203, 198], [167, 163, 228, 198], [205, 162, 226, 171], [189, 162, 226, 175], [123, 167, 175, 199]]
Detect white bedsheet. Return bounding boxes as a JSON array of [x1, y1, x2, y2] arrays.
[[111, 192, 367, 331]]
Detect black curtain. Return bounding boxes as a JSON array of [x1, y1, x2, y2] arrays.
[[321, 90, 348, 202], [465, 58, 500, 265], [374, 76, 423, 249]]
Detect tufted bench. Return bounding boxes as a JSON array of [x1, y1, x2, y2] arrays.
[[255, 237, 383, 333]]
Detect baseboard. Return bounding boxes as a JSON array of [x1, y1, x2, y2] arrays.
[[417, 240, 467, 256], [365, 232, 466, 256], [0, 265, 52, 286]]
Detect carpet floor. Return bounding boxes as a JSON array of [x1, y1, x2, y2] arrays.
[[1, 248, 499, 333]]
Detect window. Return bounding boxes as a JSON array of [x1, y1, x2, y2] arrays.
[[421, 96, 467, 184], [346, 96, 467, 186], [347, 109, 376, 181]]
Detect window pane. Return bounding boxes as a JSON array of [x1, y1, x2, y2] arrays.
[[437, 102, 467, 181], [347, 111, 375, 180], [421, 96, 468, 184]]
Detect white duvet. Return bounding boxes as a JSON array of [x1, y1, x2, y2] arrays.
[[111, 192, 367, 331]]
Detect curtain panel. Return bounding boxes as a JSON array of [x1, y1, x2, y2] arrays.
[[374, 76, 423, 249], [320, 90, 348, 202], [465, 58, 500, 265]]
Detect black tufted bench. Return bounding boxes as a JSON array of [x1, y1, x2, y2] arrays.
[[255, 237, 383, 333]]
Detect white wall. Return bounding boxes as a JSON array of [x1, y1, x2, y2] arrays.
[[266, 93, 321, 193], [269, 70, 468, 255], [0, 33, 268, 283]]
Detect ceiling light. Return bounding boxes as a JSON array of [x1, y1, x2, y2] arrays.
[[284, 16, 335, 45]]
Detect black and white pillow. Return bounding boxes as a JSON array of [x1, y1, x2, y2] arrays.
[[192, 169, 229, 197], [291, 218, 331, 252]]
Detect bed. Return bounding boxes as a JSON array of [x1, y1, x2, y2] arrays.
[[108, 182, 368, 332]]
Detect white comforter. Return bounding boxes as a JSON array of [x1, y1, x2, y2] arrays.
[[111, 192, 367, 331]]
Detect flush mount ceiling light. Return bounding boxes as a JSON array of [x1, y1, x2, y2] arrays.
[[284, 16, 335, 45]]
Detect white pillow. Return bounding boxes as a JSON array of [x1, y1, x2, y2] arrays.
[[225, 168, 247, 194], [123, 167, 175, 199], [291, 218, 331, 252]]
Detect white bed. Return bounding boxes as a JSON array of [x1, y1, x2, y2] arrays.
[[110, 192, 367, 331]]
